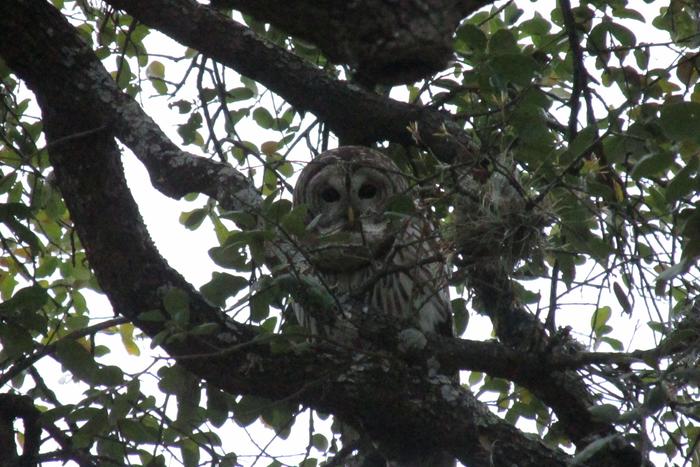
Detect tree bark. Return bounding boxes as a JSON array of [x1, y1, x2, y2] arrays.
[[209, 0, 489, 85]]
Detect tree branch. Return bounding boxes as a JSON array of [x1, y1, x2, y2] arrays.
[[209, 0, 491, 85], [103, 0, 477, 163], [559, 0, 596, 137], [0, 393, 41, 467]]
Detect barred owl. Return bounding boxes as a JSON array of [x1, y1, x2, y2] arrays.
[[292, 146, 452, 340], [291, 146, 455, 467]]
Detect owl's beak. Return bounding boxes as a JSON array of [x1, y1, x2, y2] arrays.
[[347, 205, 355, 226]]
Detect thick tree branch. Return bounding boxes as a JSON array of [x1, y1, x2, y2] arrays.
[[104, 0, 476, 162], [209, 0, 490, 85]]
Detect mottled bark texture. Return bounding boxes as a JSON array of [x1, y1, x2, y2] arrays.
[[0, 1, 646, 466], [210, 0, 489, 85]]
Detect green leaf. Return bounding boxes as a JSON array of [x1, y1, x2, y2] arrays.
[[146, 60, 167, 94], [220, 454, 238, 467], [115, 57, 132, 89], [587, 22, 609, 54], [190, 322, 221, 336], [75, 408, 109, 438], [608, 22, 636, 47], [179, 208, 208, 230], [0, 323, 33, 358], [587, 404, 619, 423], [591, 306, 611, 335], [4, 217, 41, 252], [261, 403, 296, 439], [240, 76, 259, 95], [643, 385, 667, 413], [158, 364, 194, 395], [227, 87, 254, 102], [280, 204, 308, 236], [659, 102, 700, 142], [455, 23, 487, 51], [119, 323, 141, 356], [634, 47, 649, 69], [0, 285, 48, 316], [250, 292, 270, 322], [55, 340, 100, 384], [179, 438, 200, 467], [208, 244, 249, 270], [220, 210, 257, 230], [206, 385, 231, 428], [385, 194, 415, 216], [120, 418, 160, 443], [563, 126, 597, 162], [600, 336, 624, 351], [177, 112, 203, 145], [0, 202, 31, 218], [666, 156, 699, 203], [613, 282, 632, 314], [253, 107, 275, 129], [630, 152, 674, 180], [96, 365, 124, 386], [311, 433, 329, 451], [489, 54, 537, 86], [200, 87, 217, 102], [162, 287, 190, 323], [233, 395, 267, 427], [488, 29, 519, 55], [617, 407, 647, 424], [451, 298, 469, 336], [200, 272, 248, 307], [613, 7, 645, 22], [264, 198, 292, 223], [273, 274, 335, 310], [71, 290, 88, 314]]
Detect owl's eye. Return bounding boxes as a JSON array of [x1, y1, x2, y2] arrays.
[[358, 183, 377, 199], [320, 187, 341, 203]]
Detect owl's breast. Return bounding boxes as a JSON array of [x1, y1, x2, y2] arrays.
[[301, 219, 397, 272]]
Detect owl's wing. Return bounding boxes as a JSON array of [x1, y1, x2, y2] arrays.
[[371, 217, 453, 337]]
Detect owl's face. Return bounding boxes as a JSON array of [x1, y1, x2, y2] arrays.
[[294, 147, 408, 272]]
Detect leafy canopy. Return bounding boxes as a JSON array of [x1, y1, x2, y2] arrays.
[[0, 0, 699, 466]]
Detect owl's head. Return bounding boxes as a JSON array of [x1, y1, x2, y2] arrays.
[[293, 146, 410, 271]]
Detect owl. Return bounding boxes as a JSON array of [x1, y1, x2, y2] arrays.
[[291, 146, 453, 343], [291, 146, 455, 467]]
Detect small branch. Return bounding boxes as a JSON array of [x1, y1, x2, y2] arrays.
[[546, 261, 560, 332], [559, 0, 596, 136]]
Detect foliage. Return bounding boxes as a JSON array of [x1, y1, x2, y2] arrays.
[[1, 0, 700, 466]]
